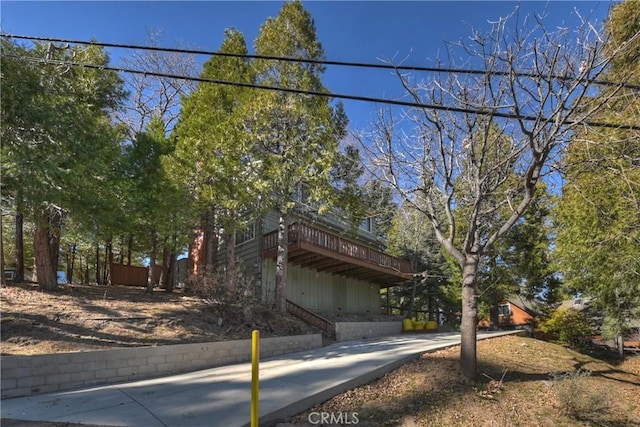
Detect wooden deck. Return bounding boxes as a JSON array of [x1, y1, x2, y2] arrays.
[[263, 222, 413, 285]]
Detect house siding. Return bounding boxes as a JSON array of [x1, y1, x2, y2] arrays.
[[214, 209, 400, 314], [261, 259, 381, 315], [499, 303, 535, 327], [263, 211, 281, 234], [263, 210, 380, 246], [236, 220, 261, 285], [297, 209, 379, 245]]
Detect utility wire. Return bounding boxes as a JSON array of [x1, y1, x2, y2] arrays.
[[5, 53, 639, 131], [3, 33, 640, 91]]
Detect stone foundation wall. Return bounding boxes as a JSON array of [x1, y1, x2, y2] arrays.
[[334, 322, 402, 342], [1, 334, 322, 399]]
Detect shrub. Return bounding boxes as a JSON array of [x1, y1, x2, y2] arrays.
[[539, 307, 593, 347], [553, 369, 610, 421], [187, 259, 254, 304]]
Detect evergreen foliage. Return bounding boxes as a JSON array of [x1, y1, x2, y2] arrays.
[[1, 39, 126, 289], [554, 0, 640, 354], [248, 1, 348, 312], [539, 308, 593, 348]]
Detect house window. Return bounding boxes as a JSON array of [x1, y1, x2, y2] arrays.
[[498, 304, 511, 316], [293, 183, 310, 205], [235, 221, 256, 246], [359, 217, 373, 233]]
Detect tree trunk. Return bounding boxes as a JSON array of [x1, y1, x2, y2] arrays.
[[408, 267, 418, 319], [15, 209, 24, 283], [225, 231, 236, 293], [166, 254, 175, 293], [34, 212, 58, 290], [617, 330, 625, 359], [84, 258, 90, 285], [127, 234, 133, 266], [64, 246, 71, 284], [489, 302, 499, 331], [385, 288, 390, 314], [0, 210, 5, 286], [102, 240, 111, 285], [275, 213, 289, 313], [204, 208, 218, 277], [66, 243, 77, 284], [161, 243, 170, 289], [77, 252, 83, 284], [163, 237, 176, 293], [161, 240, 177, 292], [48, 210, 63, 276], [407, 255, 419, 318], [428, 290, 436, 321], [188, 227, 204, 278], [147, 229, 158, 293], [117, 235, 124, 264], [95, 242, 101, 285], [460, 254, 479, 380]]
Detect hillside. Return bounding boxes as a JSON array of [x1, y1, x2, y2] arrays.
[[0, 283, 318, 356]]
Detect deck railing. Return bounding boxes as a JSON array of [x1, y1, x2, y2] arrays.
[[286, 299, 333, 337], [263, 222, 412, 274]]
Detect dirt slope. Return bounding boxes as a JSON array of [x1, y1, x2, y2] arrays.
[[1, 283, 317, 356]]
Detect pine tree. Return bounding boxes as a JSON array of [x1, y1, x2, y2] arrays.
[[554, 0, 640, 358], [248, 1, 347, 312], [167, 28, 256, 283], [1, 40, 126, 290]]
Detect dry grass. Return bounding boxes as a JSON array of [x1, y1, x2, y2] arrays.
[[289, 335, 640, 427]]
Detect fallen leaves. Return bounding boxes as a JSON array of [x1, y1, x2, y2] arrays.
[[290, 335, 640, 427]]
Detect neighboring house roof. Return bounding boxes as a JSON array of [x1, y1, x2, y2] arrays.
[[504, 295, 541, 317], [559, 297, 640, 329], [559, 297, 593, 311]]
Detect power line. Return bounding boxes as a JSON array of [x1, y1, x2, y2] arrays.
[[4, 53, 639, 131], [3, 33, 640, 91]]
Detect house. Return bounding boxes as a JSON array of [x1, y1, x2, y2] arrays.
[[194, 187, 414, 338], [558, 296, 593, 311], [559, 296, 640, 352], [4, 268, 36, 284], [259, 211, 413, 313], [479, 295, 540, 331]]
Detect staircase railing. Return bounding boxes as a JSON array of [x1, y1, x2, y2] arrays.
[[286, 299, 334, 338]]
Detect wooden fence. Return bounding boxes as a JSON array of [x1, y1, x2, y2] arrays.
[[110, 264, 163, 287]]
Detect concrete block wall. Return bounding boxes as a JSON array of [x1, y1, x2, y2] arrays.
[[1, 334, 321, 399], [334, 321, 402, 342]]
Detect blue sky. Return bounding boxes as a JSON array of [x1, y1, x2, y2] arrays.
[[1, 1, 612, 129]]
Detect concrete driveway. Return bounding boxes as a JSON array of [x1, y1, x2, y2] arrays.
[[1, 331, 517, 427]]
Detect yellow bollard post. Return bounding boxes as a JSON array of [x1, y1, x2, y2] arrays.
[[251, 329, 259, 427]]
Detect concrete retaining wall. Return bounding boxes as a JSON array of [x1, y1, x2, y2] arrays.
[[1, 334, 322, 399], [334, 321, 402, 342]]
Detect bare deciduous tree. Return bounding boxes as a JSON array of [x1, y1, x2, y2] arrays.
[[116, 30, 197, 292], [117, 29, 197, 137], [361, 11, 635, 379]]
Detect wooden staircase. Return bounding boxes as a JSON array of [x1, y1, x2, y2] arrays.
[[286, 299, 334, 338]]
